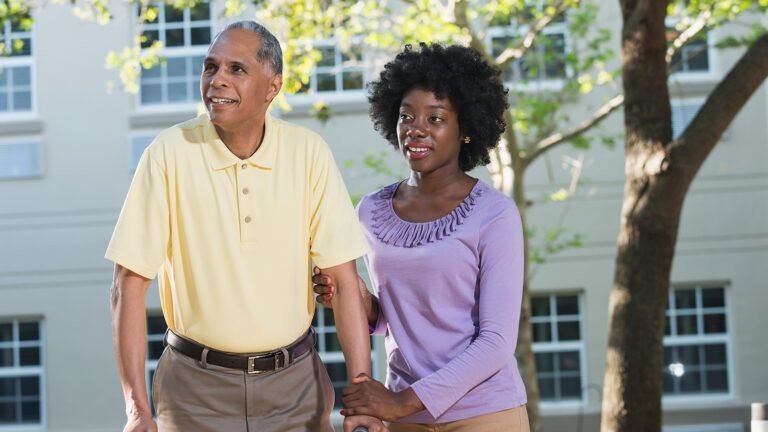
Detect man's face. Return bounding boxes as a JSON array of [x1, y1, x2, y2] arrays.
[[201, 29, 282, 130]]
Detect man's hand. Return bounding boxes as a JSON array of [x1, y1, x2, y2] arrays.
[[123, 412, 157, 432], [343, 414, 389, 432], [340, 374, 424, 422]]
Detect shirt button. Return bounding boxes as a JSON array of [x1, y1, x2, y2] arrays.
[[242, 188, 249, 195], [244, 216, 252, 223], [241, 163, 247, 169]]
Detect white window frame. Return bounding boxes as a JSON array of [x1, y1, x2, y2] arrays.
[[0, 19, 36, 120], [663, 423, 743, 432], [532, 293, 587, 408], [662, 284, 734, 404], [486, 13, 570, 92], [135, 2, 213, 112], [0, 138, 43, 181], [313, 305, 378, 418], [0, 319, 46, 431]]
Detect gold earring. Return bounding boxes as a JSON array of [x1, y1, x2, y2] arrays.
[[463, 136, 471, 144]]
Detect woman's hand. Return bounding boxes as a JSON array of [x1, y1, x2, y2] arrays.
[[340, 374, 425, 422], [312, 267, 379, 327]]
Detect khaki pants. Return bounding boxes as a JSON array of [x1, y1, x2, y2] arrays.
[[388, 405, 530, 432], [153, 345, 335, 432]]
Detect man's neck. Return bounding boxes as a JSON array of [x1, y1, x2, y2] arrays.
[[214, 116, 267, 160]]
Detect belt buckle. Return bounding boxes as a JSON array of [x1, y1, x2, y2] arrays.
[[246, 348, 289, 375]]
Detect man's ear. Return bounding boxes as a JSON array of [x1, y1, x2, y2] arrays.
[[266, 73, 283, 102]]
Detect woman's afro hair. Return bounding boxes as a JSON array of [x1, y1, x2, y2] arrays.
[[368, 43, 509, 172]]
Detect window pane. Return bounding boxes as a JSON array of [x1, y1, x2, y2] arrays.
[[531, 297, 550, 317], [0, 348, 13, 367], [674, 290, 696, 309], [0, 142, 40, 178], [703, 313, 726, 334], [325, 362, 347, 409], [0, 324, 11, 342], [557, 321, 580, 341], [322, 307, 335, 326], [147, 341, 165, 360], [556, 296, 578, 315], [141, 30, 159, 48], [543, 34, 566, 78], [166, 82, 187, 102], [532, 322, 551, 342], [535, 352, 553, 373], [342, 71, 363, 90], [701, 288, 724, 308], [167, 57, 186, 77], [317, 73, 336, 92], [663, 372, 674, 392], [0, 402, 16, 423], [190, 27, 211, 46], [324, 333, 341, 352], [140, 84, 162, 104], [13, 91, 32, 110], [165, 28, 185, 47], [18, 323, 39, 341], [189, 3, 210, 21], [13, 67, 31, 86], [538, 377, 555, 399], [318, 47, 336, 67], [143, 64, 161, 79], [677, 345, 700, 366], [684, 41, 709, 71], [0, 93, 6, 111], [21, 401, 40, 422], [20, 377, 38, 397], [560, 376, 581, 398], [164, 6, 184, 23], [664, 316, 671, 336], [0, 378, 14, 397], [704, 344, 726, 365], [676, 315, 698, 335], [559, 351, 580, 372], [679, 371, 702, 392], [705, 370, 728, 392], [19, 347, 39, 366], [147, 316, 167, 335]]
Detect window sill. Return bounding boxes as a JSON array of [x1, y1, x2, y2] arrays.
[[0, 118, 43, 135], [662, 394, 738, 410]]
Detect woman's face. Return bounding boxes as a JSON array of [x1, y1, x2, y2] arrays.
[[396, 87, 463, 175]]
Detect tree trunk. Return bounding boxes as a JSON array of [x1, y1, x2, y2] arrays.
[[512, 167, 542, 432], [601, 1, 768, 431]]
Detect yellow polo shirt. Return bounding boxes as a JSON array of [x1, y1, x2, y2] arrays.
[[106, 114, 368, 352]]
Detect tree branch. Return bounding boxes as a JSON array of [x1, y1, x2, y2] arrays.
[[453, 0, 492, 62], [496, 1, 570, 71], [665, 9, 712, 64], [671, 33, 768, 175], [527, 94, 624, 163]]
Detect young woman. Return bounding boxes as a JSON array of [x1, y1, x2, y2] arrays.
[[314, 43, 528, 431]]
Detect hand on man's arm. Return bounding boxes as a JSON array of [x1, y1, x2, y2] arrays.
[[320, 261, 386, 431], [110, 264, 157, 432]]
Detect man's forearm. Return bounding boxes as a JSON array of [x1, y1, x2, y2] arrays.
[[325, 261, 371, 380], [110, 265, 153, 418]]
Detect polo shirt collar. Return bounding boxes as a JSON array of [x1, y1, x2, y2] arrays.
[[204, 114, 278, 171]]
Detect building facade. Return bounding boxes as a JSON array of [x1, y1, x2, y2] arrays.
[[0, 1, 766, 431]]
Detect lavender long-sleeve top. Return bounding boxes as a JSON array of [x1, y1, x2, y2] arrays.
[[359, 180, 527, 423]]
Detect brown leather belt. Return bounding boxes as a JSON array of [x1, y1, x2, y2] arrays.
[[164, 329, 315, 374]]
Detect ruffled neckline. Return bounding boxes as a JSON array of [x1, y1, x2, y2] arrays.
[[370, 180, 485, 248]]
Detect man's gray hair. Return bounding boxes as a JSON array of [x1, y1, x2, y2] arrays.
[[216, 21, 283, 74]]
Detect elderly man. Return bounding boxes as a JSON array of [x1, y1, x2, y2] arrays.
[[107, 20, 383, 432]]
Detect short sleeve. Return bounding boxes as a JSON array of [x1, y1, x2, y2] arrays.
[[104, 146, 170, 279], [308, 141, 369, 268]]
